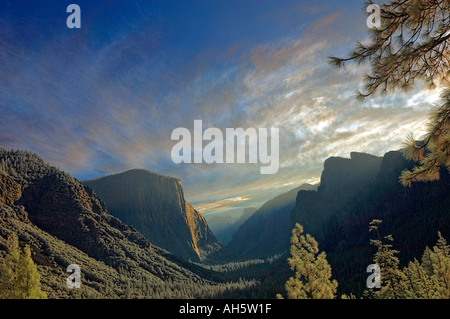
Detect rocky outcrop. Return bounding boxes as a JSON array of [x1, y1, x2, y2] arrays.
[[318, 152, 382, 197], [83, 169, 221, 262], [0, 172, 22, 206], [291, 152, 383, 244]]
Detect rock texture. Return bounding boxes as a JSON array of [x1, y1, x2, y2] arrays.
[[83, 169, 221, 262], [0, 172, 22, 206], [318, 152, 383, 197], [0, 148, 216, 298]]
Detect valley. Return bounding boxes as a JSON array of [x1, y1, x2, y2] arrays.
[[1, 146, 449, 299], [1, 0, 449, 303]]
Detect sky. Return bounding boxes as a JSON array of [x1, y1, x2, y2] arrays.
[[0, 0, 442, 215]]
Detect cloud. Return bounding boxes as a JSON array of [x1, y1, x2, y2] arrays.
[[0, 1, 442, 214], [175, 10, 440, 211], [193, 196, 253, 214]]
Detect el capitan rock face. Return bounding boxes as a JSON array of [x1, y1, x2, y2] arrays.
[[83, 169, 221, 262]]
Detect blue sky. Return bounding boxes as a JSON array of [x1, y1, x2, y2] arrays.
[[0, 0, 441, 214]]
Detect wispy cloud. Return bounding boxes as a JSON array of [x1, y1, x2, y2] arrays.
[[0, 1, 441, 212], [193, 196, 253, 214]]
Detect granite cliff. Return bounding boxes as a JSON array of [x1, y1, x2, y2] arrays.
[[83, 169, 221, 262]]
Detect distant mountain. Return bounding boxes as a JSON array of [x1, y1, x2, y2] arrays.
[[227, 183, 317, 258], [82, 169, 221, 262], [0, 148, 223, 298], [291, 151, 450, 295], [3, 146, 449, 299], [206, 207, 257, 244]]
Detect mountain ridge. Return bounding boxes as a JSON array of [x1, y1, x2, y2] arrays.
[[291, 150, 450, 295], [206, 207, 258, 244], [0, 148, 223, 298], [227, 183, 317, 258]]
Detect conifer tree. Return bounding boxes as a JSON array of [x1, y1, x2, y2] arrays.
[[367, 220, 408, 299], [0, 234, 47, 299], [421, 246, 435, 275], [0, 234, 21, 299], [403, 259, 438, 299], [399, 88, 450, 186], [366, 221, 450, 299], [277, 223, 338, 299], [329, 0, 450, 186], [428, 232, 450, 298], [402, 232, 450, 298]]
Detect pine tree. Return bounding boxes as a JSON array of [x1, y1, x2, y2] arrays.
[[365, 223, 450, 299], [402, 232, 450, 298], [0, 234, 21, 299], [367, 220, 408, 299], [421, 246, 434, 275], [0, 234, 47, 299], [329, 0, 450, 186], [277, 223, 338, 299], [428, 232, 450, 298], [403, 259, 438, 299], [399, 89, 450, 186], [329, 0, 449, 98]]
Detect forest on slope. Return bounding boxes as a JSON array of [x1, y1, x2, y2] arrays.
[[0, 148, 256, 298], [212, 150, 450, 298], [1, 145, 450, 299]]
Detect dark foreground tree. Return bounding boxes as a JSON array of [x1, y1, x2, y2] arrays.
[[329, 0, 450, 186]]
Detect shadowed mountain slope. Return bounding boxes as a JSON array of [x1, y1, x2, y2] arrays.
[[227, 183, 317, 258], [206, 207, 258, 244], [291, 151, 450, 295], [0, 148, 228, 298]]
